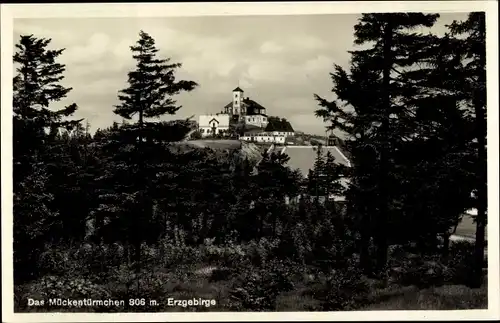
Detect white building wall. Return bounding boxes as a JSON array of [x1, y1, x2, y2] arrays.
[[198, 114, 230, 137], [233, 91, 241, 115], [239, 134, 286, 144], [244, 115, 269, 128], [268, 130, 295, 137], [199, 126, 229, 137]]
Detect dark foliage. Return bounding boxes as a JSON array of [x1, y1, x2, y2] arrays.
[[12, 13, 487, 312]]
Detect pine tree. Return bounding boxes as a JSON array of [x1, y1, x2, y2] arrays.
[[446, 13, 487, 287], [13, 34, 81, 283], [253, 150, 302, 238], [112, 30, 198, 275], [324, 151, 346, 204], [315, 55, 383, 274], [309, 144, 326, 200], [315, 13, 442, 272], [13, 35, 81, 177], [114, 30, 198, 137]]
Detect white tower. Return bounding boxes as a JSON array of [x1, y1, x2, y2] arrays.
[[232, 87, 244, 116]]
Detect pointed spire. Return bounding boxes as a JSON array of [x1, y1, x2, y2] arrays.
[[233, 85, 244, 93]]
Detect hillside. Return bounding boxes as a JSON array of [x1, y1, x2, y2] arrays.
[[170, 140, 263, 165]]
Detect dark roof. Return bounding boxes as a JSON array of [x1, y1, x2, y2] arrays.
[[243, 128, 264, 134], [233, 87, 244, 92], [264, 118, 294, 132], [223, 97, 267, 114], [243, 98, 265, 110]]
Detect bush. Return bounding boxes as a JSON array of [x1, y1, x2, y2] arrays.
[[18, 275, 112, 311], [309, 259, 370, 311], [157, 240, 204, 267], [444, 241, 476, 285], [386, 241, 479, 288], [228, 260, 297, 311], [387, 250, 452, 289], [203, 238, 247, 267], [243, 238, 280, 266], [105, 266, 174, 312], [190, 131, 202, 140]]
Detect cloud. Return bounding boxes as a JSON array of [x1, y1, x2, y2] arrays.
[[288, 34, 327, 51], [271, 97, 317, 114], [244, 60, 286, 83], [64, 32, 111, 64], [11, 13, 468, 136], [303, 55, 333, 72], [259, 41, 283, 54], [13, 20, 77, 46]]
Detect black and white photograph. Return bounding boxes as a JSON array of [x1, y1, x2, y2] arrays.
[[1, 1, 499, 321]]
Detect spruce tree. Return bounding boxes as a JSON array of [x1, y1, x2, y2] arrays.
[[114, 30, 198, 135], [446, 13, 487, 287], [309, 145, 326, 200], [315, 57, 383, 274], [253, 150, 301, 238], [13, 34, 81, 176], [113, 30, 198, 274], [315, 13, 442, 272], [13, 34, 81, 283], [324, 151, 346, 204]]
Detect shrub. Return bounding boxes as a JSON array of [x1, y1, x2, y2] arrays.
[[105, 267, 174, 312], [444, 241, 476, 285], [158, 239, 203, 267], [386, 242, 478, 289], [243, 238, 280, 266], [387, 251, 449, 289], [310, 259, 370, 311], [20, 275, 112, 311], [209, 267, 235, 282], [228, 260, 297, 311], [203, 239, 247, 267]]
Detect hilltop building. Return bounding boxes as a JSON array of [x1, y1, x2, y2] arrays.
[[223, 87, 269, 128], [239, 117, 295, 144], [198, 86, 296, 143], [263, 117, 295, 137], [198, 113, 230, 137]]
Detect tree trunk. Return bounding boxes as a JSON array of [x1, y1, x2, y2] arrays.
[[471, 94, 487, 288], [126, 241, 131, 266], [442, 234, 450, 260], [375, 19, 393, 273], [359, 221, 371, 274], [470, 15, 487, 288], [134, 104, 144, 288]]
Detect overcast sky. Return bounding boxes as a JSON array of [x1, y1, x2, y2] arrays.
[[13, 13, 468, 135]]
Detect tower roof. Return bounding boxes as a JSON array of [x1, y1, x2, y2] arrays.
[[232, 87, 244, 92]]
